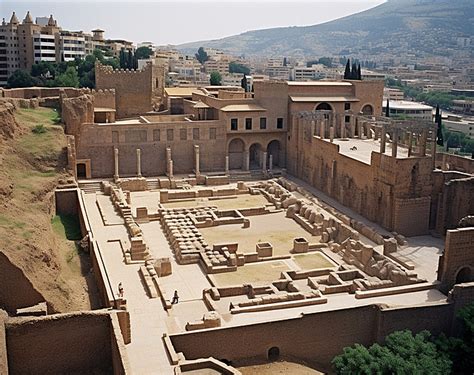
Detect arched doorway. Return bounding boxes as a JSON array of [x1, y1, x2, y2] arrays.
[[361, 104, 374, 116], [268, 347, 280, 361], [267, 140, 281, 167], [456, 267, 473, 284], [315, 102, 332, 111], [249, 143, 262, 170], [228, 138, 245, 169], [76, 163, 86, 179]]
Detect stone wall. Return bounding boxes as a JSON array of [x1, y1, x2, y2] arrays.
[[91, 89, 116, 109], [438, 227, 474, 293], [61, 94, 94, 137], [436, 153, 474, 174], [170, 297, 467, 370], [76, 120, 227, 177], [95, 62, 165, 118], [1, 87, 82, 99], [0, 310, 8, 375], [5, 311, 119, 374], [0, 252, 46, 315]]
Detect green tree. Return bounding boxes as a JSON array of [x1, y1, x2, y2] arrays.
[[318, 57, 332, 68], [195, 47, 209, 64], [54, 66, 79, 87], [135, 46, 153, 60], [31, 61, 57, 81], [332, 330, 452, 375], [229, 61, 250, 75], [209, 71, 222, 86], [344, 59, 351, 79], [6, 69, 37, 88]]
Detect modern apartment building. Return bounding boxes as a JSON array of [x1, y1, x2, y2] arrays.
[[0, 11, 134, 86]]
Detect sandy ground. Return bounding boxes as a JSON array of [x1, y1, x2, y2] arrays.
[[293, 252, 336, 270], [162, 193, 269, 210], [239, 361, 324, 375], [200, 211, 318, 256]]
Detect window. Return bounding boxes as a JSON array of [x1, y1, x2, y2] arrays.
[[245, 118, 252, 130], [260, 117, 267, 130], [209, 128, 217, 140], [193, 128, 200, 140], [153, 129, 160, 141], [277, 118, 284, 129], [167, 129, 174, 141], [230, 118, 238, 131], [345, 115, 351, 123], [180, 128, 187, 140], [344, 103, 351, 111]]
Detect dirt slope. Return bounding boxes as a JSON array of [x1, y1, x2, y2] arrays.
[[0, 104, 97, 313]]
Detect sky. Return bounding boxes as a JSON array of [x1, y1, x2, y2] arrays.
[[1, 1, 385, 46]]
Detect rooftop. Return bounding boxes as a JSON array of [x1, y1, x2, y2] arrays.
[[288, 81, 352, 87], [290, 96, 359, 103], [220, 104, 266, 112], [384, 100, 433, 110]]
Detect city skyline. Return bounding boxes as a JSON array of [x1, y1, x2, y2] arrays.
[[2, 1, 385, 46]]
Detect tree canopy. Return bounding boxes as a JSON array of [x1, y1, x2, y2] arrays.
[[195, 47, 209, 64], [209, 71, 222, 86], [6, 70, 37, 88], [135, 46, 153, 60], [332, 330, 452, 375], [229, 61, 250, 75]]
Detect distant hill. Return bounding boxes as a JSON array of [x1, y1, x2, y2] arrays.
[[177, 0, 474, 58]]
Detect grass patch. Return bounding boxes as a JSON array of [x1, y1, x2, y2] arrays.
[[32, 124, 47, 134], [52, 214, 82, 241], [0, 214, 26, 230]]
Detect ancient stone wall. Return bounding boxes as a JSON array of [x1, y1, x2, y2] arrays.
[[95, 62, 164, 118], [436, 152, 474, 174], [5, 311, 116, 374], [0, 252, 46, 315], [170, 298, 463, 370], [76, 120, 227, 177], [91, 89, 116, 109], [438, 227, 474, 293], [0, 310, 8, 375], [61, 94, 94, 137], [1, 87, 83, 99]]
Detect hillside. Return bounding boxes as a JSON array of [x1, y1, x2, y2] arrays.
[[0, 105, 98, 313], [177, 0, 474, 58]]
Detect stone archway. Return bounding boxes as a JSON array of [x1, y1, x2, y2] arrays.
[[456, 266, 473, 284], [315, 102, 333, 111], [361, 104, 374, 116], [228, 138, 245, 170], [249, 143, 263, 170], [267, 140, 282, 167]]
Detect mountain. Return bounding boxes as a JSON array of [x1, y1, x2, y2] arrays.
[[177, 0, 474, 58]]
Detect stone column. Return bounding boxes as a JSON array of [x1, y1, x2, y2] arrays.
[[350, 117, 356, 138], [320, 120, 325, 139], [408, 131, 413, 157], [329, 127, 335, 143], [421, 129, 428, 157], [168, 160, 174, 179], [166, 147, 172, 176], [269, 154, 273, 173], [225, 155, 229, 174], [136, 148, 142, 177], [431, 137, 437, 170], [380, 127, 386, 154], [391, 130, 398, 158], [311, 120, 316, 137], [243, 151, 250, 171], [114, 147, 119, 180], [262, 151, 267, 171], [194, 145, 200, 177], [340, 120, 346, 140]]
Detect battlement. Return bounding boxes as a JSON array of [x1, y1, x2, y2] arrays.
[[94, 61, 153, 76]]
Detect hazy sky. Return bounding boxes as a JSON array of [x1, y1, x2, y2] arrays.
[[2, 1, 385, 46]]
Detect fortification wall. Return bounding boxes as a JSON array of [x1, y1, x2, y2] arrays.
[[5, 311, 116, 374], [95, 62, 153, 118], [436, 153, 474, 174], [1, 87, 83, 99], [0, 252, 46, 315], [90, 89, 116, 109], [76, 120, 227, 177], [170, 298, 464, 370], [0, 310, 8, 375], [61, 94, 94, 137]]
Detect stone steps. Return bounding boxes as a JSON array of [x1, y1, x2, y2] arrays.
[[78, 181, 102, 194]]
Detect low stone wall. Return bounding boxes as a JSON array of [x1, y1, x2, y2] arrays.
[[170, 297, 463, 370], [0, 310, 8, 375], [5, 310, 122, 374]]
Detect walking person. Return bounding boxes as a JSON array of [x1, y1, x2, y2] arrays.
[[171, 290, 179, 304], [118, 282, 124, 298]]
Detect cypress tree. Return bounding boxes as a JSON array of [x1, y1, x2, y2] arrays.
[[351, 63, 357, 79], [127, 50, 133, 69], [436, 105, 444, 146], [344, 59, 351, 79], [357, 64, 362, 80], [241, 73, 247, 91], [385, 99, 390, 117], [119, 49, 126, 69]]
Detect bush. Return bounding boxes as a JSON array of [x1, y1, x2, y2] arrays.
[[32, 124, 46, 134]]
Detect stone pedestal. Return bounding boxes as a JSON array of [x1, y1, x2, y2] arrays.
[[293, 237, 309, 253]]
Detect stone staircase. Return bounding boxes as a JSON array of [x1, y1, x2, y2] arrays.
[[146, 178, 160, 190], [78, 181, 102, 194], [229, 170, 265, 181]]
